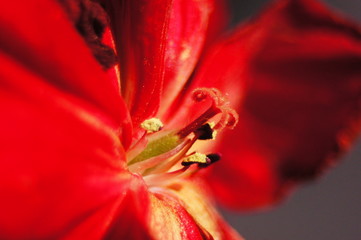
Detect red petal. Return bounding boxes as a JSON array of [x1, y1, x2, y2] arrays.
[[165, 7, 248, 127], [159, 0, 222, 118], [98, 174, 153, 240], [166, 179, 244, 240], [205, 0, 361, 209], [105, 0, 170, 131], [0, 50, 132, 238], [0, 0, 137, 236], [103, 178, 243, 240], [0, 0, 129, 129], [63, 176, 151, 240], [105, 0, 221, 132], [202, 0, 230, 50], [148, 191, 209, 240]]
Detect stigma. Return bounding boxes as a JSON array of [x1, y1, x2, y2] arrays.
[[126, 88, 238, 187]]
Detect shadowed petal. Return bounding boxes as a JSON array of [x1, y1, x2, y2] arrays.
[[201, 0, 361, 209], [0, 0, 129, 131], [202, 0, 230, 50], [100, 175, 153, 240]]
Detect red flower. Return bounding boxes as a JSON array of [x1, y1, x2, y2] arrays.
[[0, 0, 360, 239]]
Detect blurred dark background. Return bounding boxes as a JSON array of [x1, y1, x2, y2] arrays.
[[224, 1, 361, 239], [229, 0, 361, 23]]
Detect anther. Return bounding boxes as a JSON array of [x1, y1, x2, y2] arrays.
[[141, 118, 164, 133], [198, 153, 221, 168], [181, 153, 209, 166], [206, 153, 221, 164], [195, 123, 216, 140]]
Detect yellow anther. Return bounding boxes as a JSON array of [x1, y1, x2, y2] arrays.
[[141, 118, 164, 133], [208, 122, 217, 140], [212, 130, 218, 140], [183, 152, 208, 164]]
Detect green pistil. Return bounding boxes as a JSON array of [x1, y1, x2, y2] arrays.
[[128, 133, 181, 165]]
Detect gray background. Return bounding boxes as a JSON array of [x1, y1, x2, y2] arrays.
[[224, 1, 361, 239]]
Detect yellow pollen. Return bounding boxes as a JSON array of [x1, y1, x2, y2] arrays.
[[183, 153, 208, 164], [212, 130, 218, 139], [208, 122, 217, 140], [141, 118, 164, 133]]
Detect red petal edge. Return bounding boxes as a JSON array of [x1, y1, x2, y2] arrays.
[[202, 0, 361, 209]]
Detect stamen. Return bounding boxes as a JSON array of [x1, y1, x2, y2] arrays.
[[181, 152, 209, 166], [181, 153, 221, 168], [144, 165, 198, 187], [145, 135, 199, 175], [141, 118, 164, 133], [177, 106, 220, 138], [201, 153, 221, 167], [127, 88, 236, 188], [195, 123, 216, 140]]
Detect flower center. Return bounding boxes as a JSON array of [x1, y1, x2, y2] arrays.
[[126, 88, 238, 187]]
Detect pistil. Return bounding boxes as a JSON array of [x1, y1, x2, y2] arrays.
[[178, 88, 239, 138]]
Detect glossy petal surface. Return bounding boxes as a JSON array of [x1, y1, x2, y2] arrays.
[[105, 0, 169, 130], [0, 1, 135, 238], [203, 0, 361, 209], [0, 50, 130, 238], [159, 0, 218, 117], [105, 0, 221, 130]]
